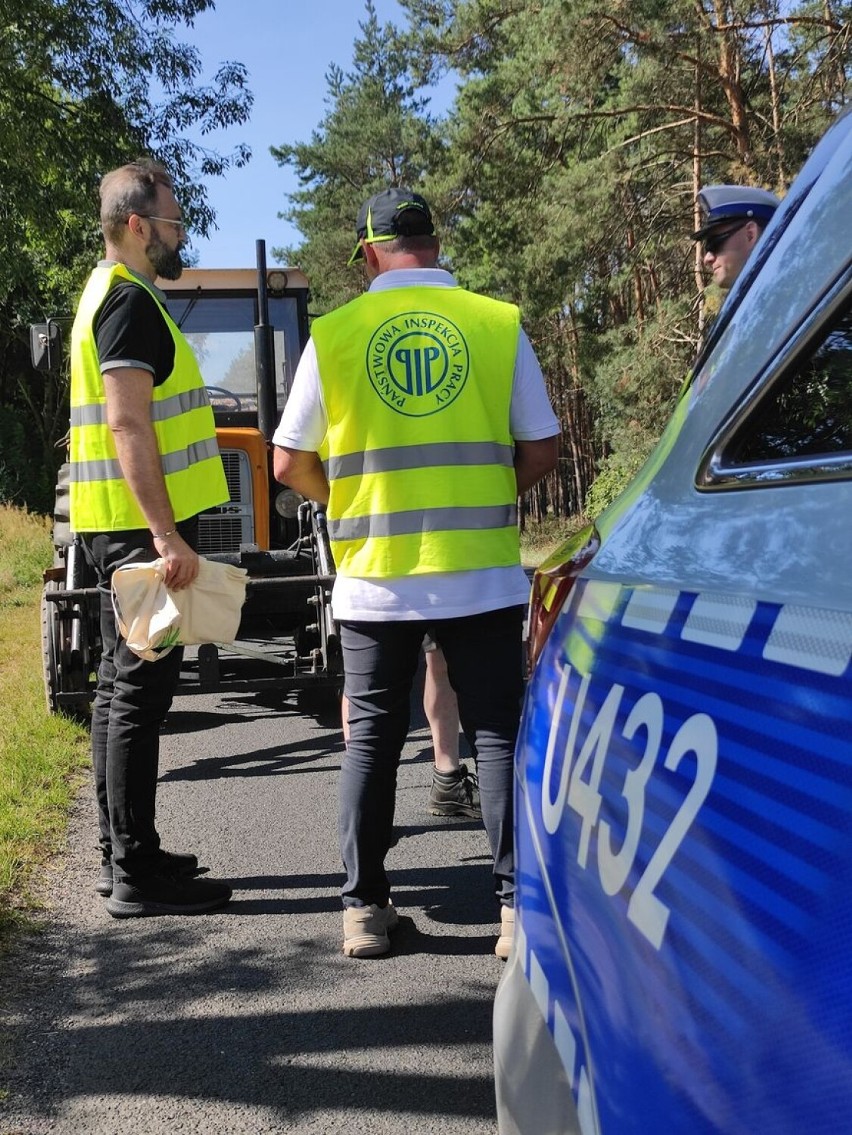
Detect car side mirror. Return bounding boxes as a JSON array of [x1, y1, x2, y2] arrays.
[[30, 321, 64, 373]]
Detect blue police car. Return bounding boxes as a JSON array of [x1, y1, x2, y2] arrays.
[[495, 106, 852, 1135]]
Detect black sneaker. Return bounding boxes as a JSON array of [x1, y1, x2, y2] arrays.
[[105, 868, 231, 918], [96, 851, 203, 897], [96, 861, 114, 897], [427, 763, 482, 819]]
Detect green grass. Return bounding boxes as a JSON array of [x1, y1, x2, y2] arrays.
[[520, 514, 585, 568], [0, 505, 89, 943]]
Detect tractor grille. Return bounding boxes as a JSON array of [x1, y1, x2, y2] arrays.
[[221, 451, 243, 501], [197, 448, 255, 554], [197, 517, 244, 554]]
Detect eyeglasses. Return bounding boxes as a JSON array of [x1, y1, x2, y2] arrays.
[[703, 221, 747, 256], [137, 214, 186, 233]]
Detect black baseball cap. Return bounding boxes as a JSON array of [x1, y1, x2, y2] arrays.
[[347, 187, 435, 266]]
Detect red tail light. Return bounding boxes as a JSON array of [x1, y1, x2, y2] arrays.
[[527, 525, 600, 672]]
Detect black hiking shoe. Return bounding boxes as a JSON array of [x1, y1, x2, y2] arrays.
[[105, 866, 230, 918], [96, 851, 204, 897], [427, 763, 482, 820]]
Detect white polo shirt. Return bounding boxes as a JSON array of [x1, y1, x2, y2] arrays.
[[272, 268, 560, 621]]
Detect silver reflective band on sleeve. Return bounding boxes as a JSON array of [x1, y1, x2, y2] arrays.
[[328, 503, 518, 541], [70, 388, 212, 428], [325, 440, 514, 481], [71, 437, 220, 482], [70, 404, 108, 428]]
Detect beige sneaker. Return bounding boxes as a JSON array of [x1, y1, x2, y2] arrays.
[[495, 905, 514, 959], [343, 901, 399, 957]]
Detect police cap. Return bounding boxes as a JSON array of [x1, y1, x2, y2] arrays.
[[692, 185, 780, 241]]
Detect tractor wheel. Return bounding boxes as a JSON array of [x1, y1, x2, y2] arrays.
[[40, 575, 96, 722], [297, 680, 343, 723], [41, 580, 62, 715]]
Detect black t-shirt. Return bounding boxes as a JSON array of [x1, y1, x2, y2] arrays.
[[93, 281, 175, 387]]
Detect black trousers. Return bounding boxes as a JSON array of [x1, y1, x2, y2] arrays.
[[339, 605, 525, 911], [81, 516, 197, 881]]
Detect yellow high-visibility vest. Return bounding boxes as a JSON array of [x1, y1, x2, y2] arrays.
[[313, 284, 521, 578], [69, 263, 228, 532]]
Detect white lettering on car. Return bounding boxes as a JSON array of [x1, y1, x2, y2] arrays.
[[540, 665, 718, 950]]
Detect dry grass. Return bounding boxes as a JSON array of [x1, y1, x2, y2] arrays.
[[520, 514, 585, 568]]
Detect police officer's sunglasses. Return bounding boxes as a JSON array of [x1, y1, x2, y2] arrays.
[[703, 221, 748, 256]]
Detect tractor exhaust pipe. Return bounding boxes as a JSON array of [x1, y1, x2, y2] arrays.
[[254, 239, 278, 440]]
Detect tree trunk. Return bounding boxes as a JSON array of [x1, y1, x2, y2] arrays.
[[693, 44, 707, 339], [711, 0, 752, 165], [765, 12, 786, 185]]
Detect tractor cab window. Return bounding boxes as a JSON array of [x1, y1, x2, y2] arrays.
[[165, 292, 303, 416]]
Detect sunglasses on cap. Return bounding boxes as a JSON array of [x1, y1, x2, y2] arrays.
[[702, 220, 748, 256]]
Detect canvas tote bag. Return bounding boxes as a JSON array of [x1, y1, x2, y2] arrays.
[[111, 556, 248, 662]]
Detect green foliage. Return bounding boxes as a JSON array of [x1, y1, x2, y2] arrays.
[[276, 0, 848, 516], [0, 414, 31, 510], [270, 1, 445, 313], [584, 448, 650, 520], [0, 407, 56, 514], [0, 0, 254, 512], [585, 298, 696, 444]]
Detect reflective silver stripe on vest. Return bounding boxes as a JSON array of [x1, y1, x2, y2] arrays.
[[328, 503, 517, 541], [71, 437, 220, 483], [70, 387, 211, 428], [324, 440, 514, 481]]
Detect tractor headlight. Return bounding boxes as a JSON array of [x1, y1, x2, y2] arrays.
[[274, 488, 305, 519], [267, 270, 288, 296]]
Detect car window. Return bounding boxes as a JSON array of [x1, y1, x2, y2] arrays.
[[727, 298, 852, 465]]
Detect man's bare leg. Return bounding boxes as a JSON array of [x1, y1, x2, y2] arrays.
[[423, 645, 460, 773], [424, 644, 481, 820]]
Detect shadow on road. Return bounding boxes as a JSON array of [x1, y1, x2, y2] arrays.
[[219, 861, 495, 924], [1, 890, 499, 1125], [0, 651, 502, 1132], [159, 736, 343, 783]]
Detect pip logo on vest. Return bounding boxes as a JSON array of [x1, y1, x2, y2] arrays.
[[366, 310, 470, 416]]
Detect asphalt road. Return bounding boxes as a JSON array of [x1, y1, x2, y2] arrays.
[[0, 660, 505, 1134]]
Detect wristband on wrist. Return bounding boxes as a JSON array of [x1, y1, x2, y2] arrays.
[[151, 528, 177, 540]]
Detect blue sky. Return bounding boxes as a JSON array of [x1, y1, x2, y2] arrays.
[[186, 0, 445, 268]]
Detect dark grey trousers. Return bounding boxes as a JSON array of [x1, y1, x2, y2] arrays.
[[339, 606, 525, 911], [81, 516, 197, 881]]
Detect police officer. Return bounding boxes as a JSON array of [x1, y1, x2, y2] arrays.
[[693, 184, 780, 289], [272, 187, 560, 959], [70, 159, 233, 917]]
